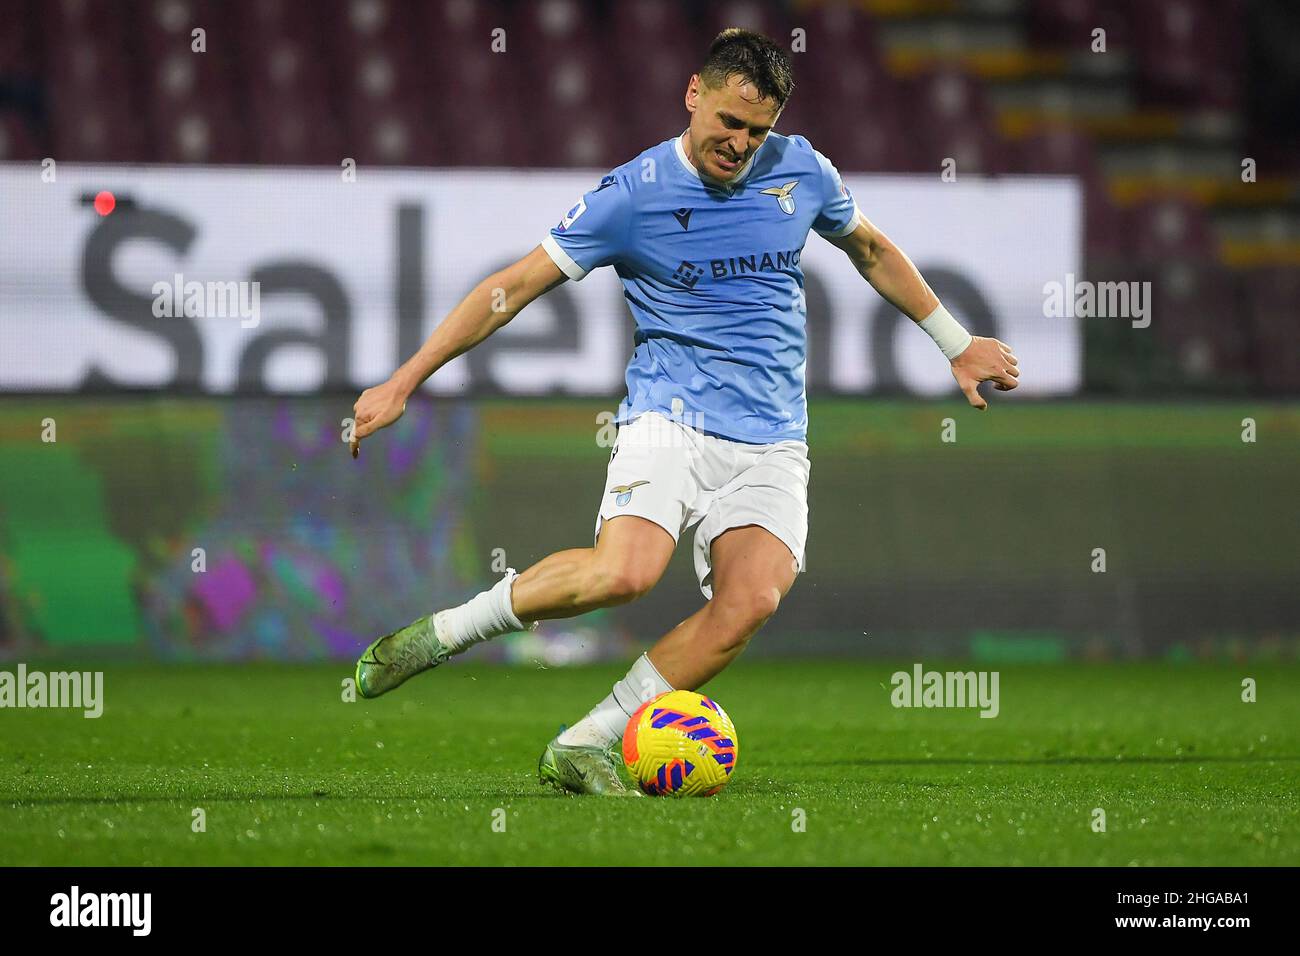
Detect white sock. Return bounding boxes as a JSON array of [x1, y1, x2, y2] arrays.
[[558, 653, 674, 748], [434, 567, 536, 654]]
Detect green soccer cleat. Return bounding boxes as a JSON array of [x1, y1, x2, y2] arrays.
[[538, 738, 642, 797], [354, 613, 451, 699]]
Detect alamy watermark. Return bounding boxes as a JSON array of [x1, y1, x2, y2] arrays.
[[890, 663, 999, 718], [50, 886, 150, 935], [1042, 273, 1151, 328], [152, 273, 261, 328], [0, 664, 103, 718], [596, 400, 709, 450]]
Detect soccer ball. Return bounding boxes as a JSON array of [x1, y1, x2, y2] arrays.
[[622, 690, 738, 796]]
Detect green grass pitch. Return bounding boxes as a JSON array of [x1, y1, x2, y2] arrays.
[[1, 660, 1296, 866]]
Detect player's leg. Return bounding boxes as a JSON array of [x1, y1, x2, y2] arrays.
[[354, 515, 674, 700], [552, 524, 796, 748], [538, 413, 712, 794], [548, 438, 809, 767], [649, 438, 810, 689], [541, 525, 797, 795], [533, 517, 682, 797], [645, 523, 797, 688], [510, 514, 674, 621], [356, 412, 692, 702]]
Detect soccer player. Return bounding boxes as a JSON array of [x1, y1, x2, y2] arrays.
[[350, 29, 1019, 794]]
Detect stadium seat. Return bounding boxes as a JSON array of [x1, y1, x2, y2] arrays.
[[0, 111, 41, 160], [613, 32, 700, 146], [1150, 260, 1252, 383], [1124, 199, 1216, 261], [1026, 0, 1104, 46], [0, 0, 37, 75], [514, 0, 603, 50], [1244, 267, 1300, 391], [43, 11, 143, 161], [609, 0, 700, 49], [1131, 0, 1244, 109], [797, 1, 879, 54], [792, 53, 910, 170], [923, 120, 1013, 176], [700, 0, 791, 46], [1013, 128, 1099, 177], [247, 37, 345, 164], [131, 0, 236, 158]]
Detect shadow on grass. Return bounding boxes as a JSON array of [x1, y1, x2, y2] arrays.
[[0, 790, 574, 806], [792, 755, 1300, 767]]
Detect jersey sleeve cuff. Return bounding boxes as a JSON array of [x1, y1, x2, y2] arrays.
[[815, 204, 861, 239], [541, 235, 588, 281]]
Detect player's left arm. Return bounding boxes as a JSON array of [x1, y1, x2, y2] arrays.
[[825, 213, 1020, 410]]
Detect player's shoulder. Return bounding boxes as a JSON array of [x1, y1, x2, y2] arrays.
[[567, 137, 675, 216], [602, 137, 677, 195], [769, 131, 817, 157], [763, 131, 837, 177]]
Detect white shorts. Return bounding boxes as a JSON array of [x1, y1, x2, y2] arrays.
[[593, 412, 810, 599]]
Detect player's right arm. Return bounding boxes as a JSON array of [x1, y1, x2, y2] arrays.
[[350, 245, 566, 457]]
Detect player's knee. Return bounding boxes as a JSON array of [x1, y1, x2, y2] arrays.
[[710, 585, 782, 643], [743, 585, 783, 626], [589, 559, 658, 606]]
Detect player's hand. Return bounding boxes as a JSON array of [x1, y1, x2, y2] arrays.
[[950, 336, 1019, 410], [350, 378, 409, 457]]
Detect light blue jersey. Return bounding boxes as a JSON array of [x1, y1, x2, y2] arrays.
[[541, 131, 859, 444]]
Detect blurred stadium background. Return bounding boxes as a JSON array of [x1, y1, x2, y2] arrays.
[[0, 0, 1296, 665]]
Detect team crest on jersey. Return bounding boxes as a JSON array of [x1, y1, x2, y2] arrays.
[[761, 180, 799, 215], [610, 480, 649, 507]]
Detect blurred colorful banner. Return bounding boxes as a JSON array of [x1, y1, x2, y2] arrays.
[[1, 398, 1295, 662]]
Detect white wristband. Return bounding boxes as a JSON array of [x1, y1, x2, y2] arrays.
[[917, 304, 973, 360]]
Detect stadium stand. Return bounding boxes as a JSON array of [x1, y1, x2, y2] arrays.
[[1, 0, 1296, 390]]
